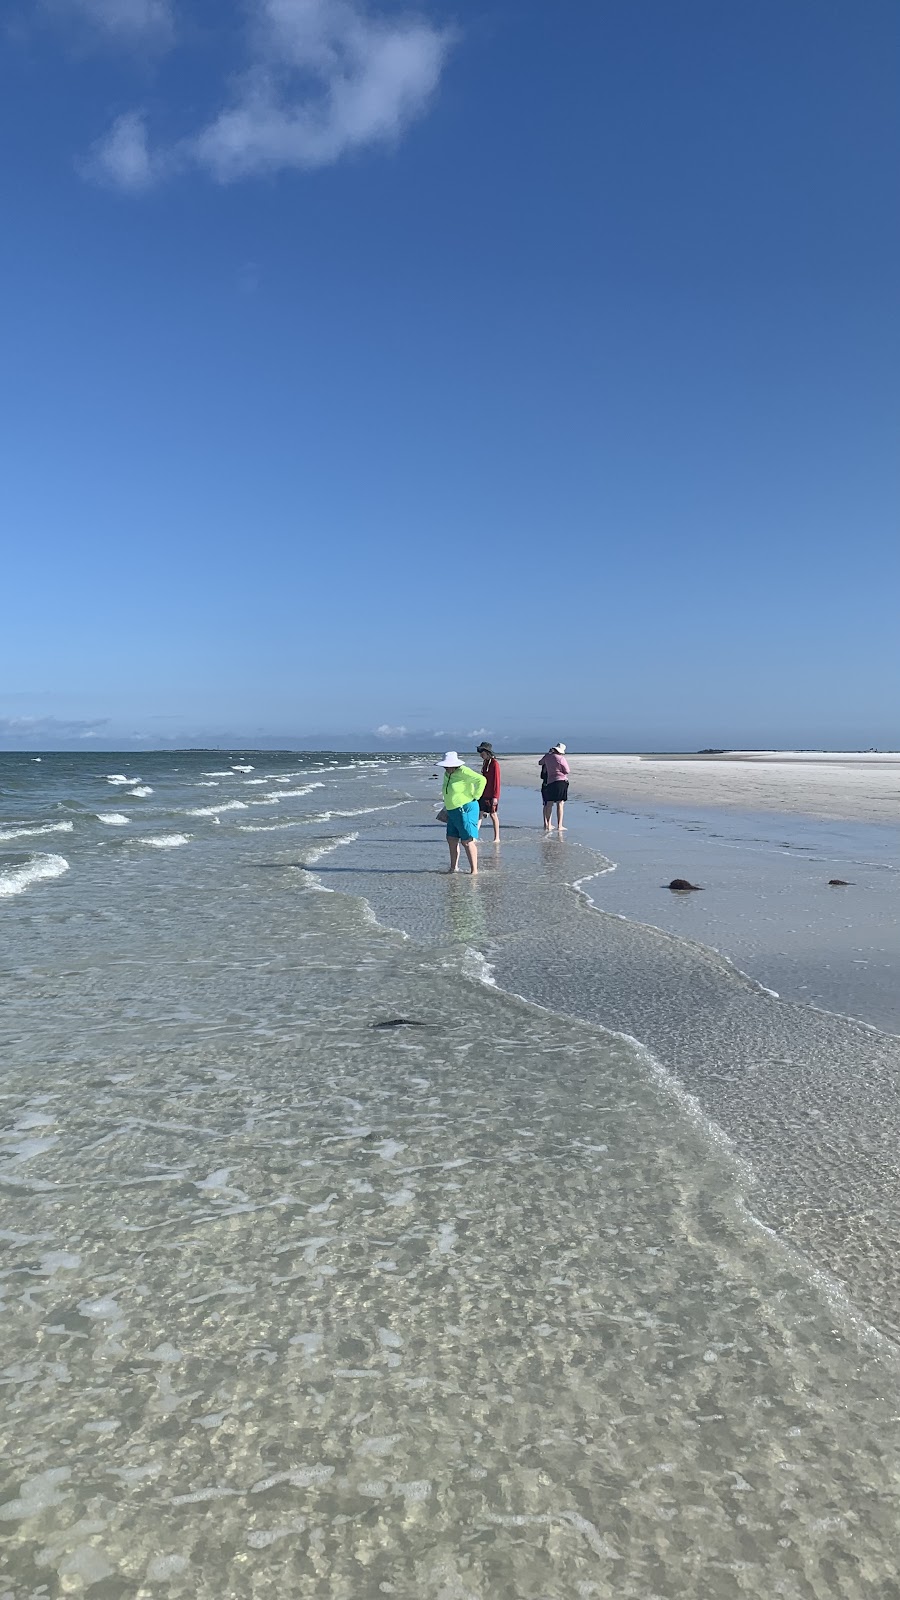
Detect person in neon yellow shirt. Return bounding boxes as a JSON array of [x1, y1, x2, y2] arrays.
[[439, 752, 486, 875]]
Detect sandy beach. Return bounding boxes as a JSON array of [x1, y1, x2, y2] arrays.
[[503, 750, 900, 825]]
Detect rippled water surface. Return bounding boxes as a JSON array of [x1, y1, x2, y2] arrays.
[[3, 753, 900, 1598]]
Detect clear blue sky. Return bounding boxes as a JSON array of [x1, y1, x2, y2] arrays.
[[2, 0, 898, 750]]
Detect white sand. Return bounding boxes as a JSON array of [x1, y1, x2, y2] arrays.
[[502, 751, 900, 825]]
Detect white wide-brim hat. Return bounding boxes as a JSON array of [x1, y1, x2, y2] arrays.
[[439, 751, 462, 767], [553, 742, 567, 754]]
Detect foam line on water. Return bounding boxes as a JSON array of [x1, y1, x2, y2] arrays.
[[0, 853, 70, 899], [572, 866, 783, 1000], [96, 814, 130, 826], [0, 821, 74, 841]]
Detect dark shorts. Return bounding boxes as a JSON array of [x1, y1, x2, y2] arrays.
[[479, 798, 498, 814], [542, 780, 569, 804]]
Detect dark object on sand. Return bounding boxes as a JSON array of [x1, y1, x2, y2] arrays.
[[828, 878, 852, 886], [668, 878, 702, 892], [371, 1018, 427, 1029]]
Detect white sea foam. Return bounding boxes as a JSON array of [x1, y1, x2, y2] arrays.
[[127, 786, 153, 798], [96, 813, 129, 827], [135, 834, 190, 849], [105, 774, 138, 785], [201, 771, 235, 777], [184, 801, 248, 816], [0, 821, 74, 842], [231, 765, 254, 773], [0, 1467, 71, 1521], [0, 854, 70, 899]]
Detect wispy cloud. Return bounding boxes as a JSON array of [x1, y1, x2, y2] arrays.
[[88, 110, 157, 189], [375, 723, 408, 737], [87, 0, 454, 189], [54, 0, 174, 42], [0, 716, 110, 739]]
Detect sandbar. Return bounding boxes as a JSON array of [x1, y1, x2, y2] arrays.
[[502, 750, 900, 825]]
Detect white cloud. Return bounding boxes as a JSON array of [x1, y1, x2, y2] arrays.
[[88, 111, 158, 190], [375, 723, 408, 737], [88, 0, 453, 189]]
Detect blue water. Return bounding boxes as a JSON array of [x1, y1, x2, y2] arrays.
[[2, 751, 900, 1598]]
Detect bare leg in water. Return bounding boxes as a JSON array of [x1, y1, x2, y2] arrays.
[[446, 837, 460, 872], [463, 839, 478, 875], [543, 801, 553, 831], [555, 800, 566, 832]]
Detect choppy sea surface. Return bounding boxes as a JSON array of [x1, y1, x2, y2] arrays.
[[3, 751, 900, 1600]]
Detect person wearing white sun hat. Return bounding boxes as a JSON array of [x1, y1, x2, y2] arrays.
[[438, 752, 486, 875], [539, 742, 570, 832]]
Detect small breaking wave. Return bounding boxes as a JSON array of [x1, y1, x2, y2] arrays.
[[105, 775, 139, 786], [231, 765, 254, 773], [134, 834, 190, 849], [331, 801, 410, 819], [127, 786, 153, 798], [0, 853, 70, 899], [96, 813, 130, 827], [302, 832, 360, 867], [237, 800, 409, 834], [0, 821, 74, 842], [184, 801, 248, 817], [263, 784, 325, 799], [201, 771, 234, 778], [238, 819, 315, 833]]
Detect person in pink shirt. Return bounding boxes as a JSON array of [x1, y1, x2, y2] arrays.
[[540, 742, 570, 832]]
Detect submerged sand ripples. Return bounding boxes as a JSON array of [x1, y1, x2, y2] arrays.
[[1, 876, 900, 1598]]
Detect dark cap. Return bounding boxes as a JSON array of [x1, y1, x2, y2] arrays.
[[477, 741, 494, 755]]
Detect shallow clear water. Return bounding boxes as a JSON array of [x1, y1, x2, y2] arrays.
[[3, 753, 900, 1598]]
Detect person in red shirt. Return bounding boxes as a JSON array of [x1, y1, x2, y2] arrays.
[[476, 742, 501, 842]]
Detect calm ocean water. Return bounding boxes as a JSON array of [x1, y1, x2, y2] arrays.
[[2, 751, 900, 1599]]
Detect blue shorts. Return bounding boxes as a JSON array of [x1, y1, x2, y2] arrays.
[[446, 800, 480, 842]]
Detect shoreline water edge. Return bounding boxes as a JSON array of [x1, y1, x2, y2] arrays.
[[2, 750, 900, 1597]]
